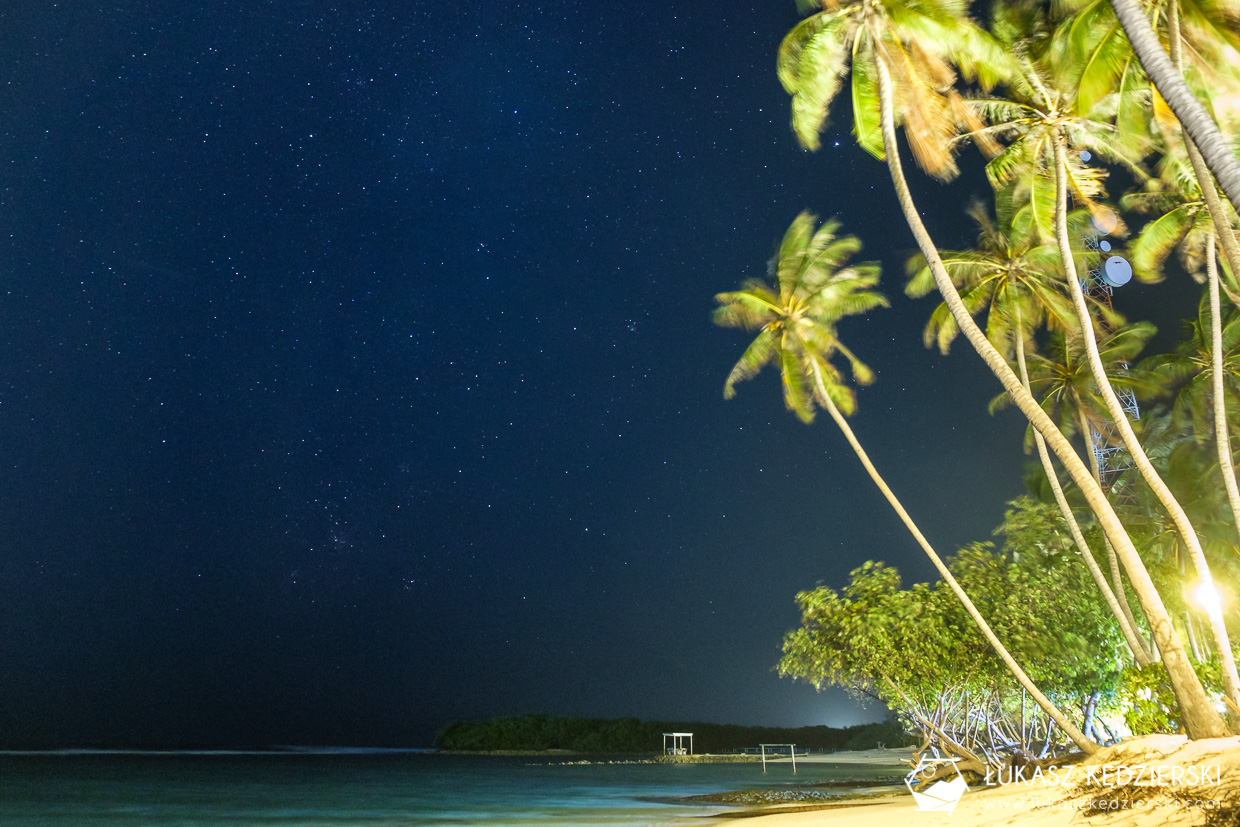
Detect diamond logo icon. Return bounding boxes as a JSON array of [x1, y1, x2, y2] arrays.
[[905, 757, 969, 815]]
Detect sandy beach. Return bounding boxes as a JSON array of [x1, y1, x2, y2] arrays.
[[738, 736, 1240, 827]]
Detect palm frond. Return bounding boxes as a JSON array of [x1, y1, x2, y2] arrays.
[[1075, 20, 1127, 117], [966, 96, 1042, 123], [986, 138, 1035, 190], [884, 39, 960, 180], [1127, 204, 1195, 280], [1068, 112, 1149, 176], [851, 47, 883, 161], [1102, 321, 1158, 364], [780, 12, 852, 151], [778, 212, 818, 295], [954, 23, 1019, 89], [904, 253, 937, 298], [1113, 61, 1153, 150], [925, 300, 960, 354], [1022, 173, 1058, 243], [809, 352, 858, 417], [951, 93, 1000, 157], [782, 346, 816, 423], [988, 386, 1016, 415], [1052, 0, 1115, 92], [723, 328, 778, 399], [811, 286, 889, 323], [713, 292, 776, 330]]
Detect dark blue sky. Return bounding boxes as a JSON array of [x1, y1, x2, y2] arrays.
[[0, 1, 1158, 748]]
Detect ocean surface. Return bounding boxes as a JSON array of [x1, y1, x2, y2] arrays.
[[0, 751, 903, 826]]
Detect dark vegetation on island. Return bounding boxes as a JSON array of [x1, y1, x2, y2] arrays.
[[434, 713, 910, 753]]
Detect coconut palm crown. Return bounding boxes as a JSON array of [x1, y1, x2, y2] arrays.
[[714, 212, 887, 423], [777, 0, 1012, 179], [905, 192, 1079, 357], [1144, 292, 1240, 442]]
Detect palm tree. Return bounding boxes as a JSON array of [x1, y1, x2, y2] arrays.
[[715, 213, 887, 422], [905, 194, 1080, 355], [1010, 321, 1163, 655], [1061, 0, 1240, 360], [1146, 292, 1240, 438], [1123, 148, 1230, 291], [1054, 0, 1240, 135], [1120, 142, 1240, 694], [1162, 0, 1240, 294], [958, 15, 1240, 716], [1110, 415, 1240, 667], [1108, 0, 1240, 210], [715, 211, 1098, 752], [1162, 0, 1240, 567], [907, 197, 1152, 664], [1016, 326, 1160, 470], [777, 0, 1228, 735], [1144, 285, 1240, 553]]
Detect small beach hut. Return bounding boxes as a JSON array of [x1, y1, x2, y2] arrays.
[[663, 732, 693, 755]]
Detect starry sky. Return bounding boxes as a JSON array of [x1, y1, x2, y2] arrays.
[[0, 2, 1195, 749]]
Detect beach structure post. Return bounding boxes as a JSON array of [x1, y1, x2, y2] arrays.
[[759, 743, 796, 773], [663, 732, 693, 755]]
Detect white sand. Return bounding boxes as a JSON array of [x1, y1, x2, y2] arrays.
[[737, 736, 1240, 827]]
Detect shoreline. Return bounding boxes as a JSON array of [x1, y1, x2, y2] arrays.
[[710, 794, 903, 820], [439, 746, 916, 765], [724, 735, 1240, 827]]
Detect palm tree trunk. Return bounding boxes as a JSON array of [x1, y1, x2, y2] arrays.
[[1013, 314, 1151, 665], [1178, 128, 1240, 307], [807, 360, 1098, 754], [868, 29, 1228, 738], [1051, 134, 1240, 716], [1075, 405, 1150, 650], [1104, 535, 1145, 647], [1167, 0, 1240, 305], [1167, 3, 1240, 550], [1109, 0, 1240, 211], [1206, 235, 1240, 552], [1185, 612, 1204, 662]]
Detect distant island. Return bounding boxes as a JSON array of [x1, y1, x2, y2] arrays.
[[434, 713, 909, 753]]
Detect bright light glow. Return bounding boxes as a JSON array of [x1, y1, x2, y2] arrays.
[[1194, 581, 1224, 617]]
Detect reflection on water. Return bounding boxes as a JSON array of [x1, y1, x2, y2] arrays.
[[0, 752, 899, 826]]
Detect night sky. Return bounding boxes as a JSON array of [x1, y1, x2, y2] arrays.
[[0, 2, 1193, 749]]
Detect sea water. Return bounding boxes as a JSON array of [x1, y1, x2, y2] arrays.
[[0, 751, 901, 826]]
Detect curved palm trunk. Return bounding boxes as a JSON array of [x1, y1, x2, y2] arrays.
[[868, 31, 1229, 738], [1206, 236, 1240, 551], [807, 362, 1097, 754], [1014, 315, 1152, 665], [1177, 124, 1240, 307], [1050, 135, 1240, 715], [1166, 2, 1240, 546], [1075, 404, 1151, 651], [1105, 534, 1148, 657], [1167, 0, 1240, 306], [1109, 0, 1240, 211]]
